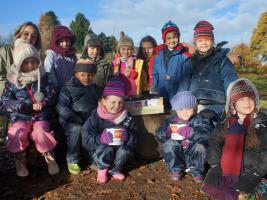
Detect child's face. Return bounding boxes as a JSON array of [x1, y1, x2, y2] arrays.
[[87, 46, 100, 59], [195, 38, 213, 53], [235, 97, 255, 116], [141, 42, 154, 59], [20, 57, 39, 73], [59, 38, 71, 49], [102, 95, 124, 114], [119, 46, 133, 58], [165, 31, 179, 50], [75, 72, 95, 86], [21, 25, 38, 46], [176, 107, 195, 121]]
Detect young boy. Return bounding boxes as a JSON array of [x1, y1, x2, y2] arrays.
[[56, 63, 101, 174], [151, 21, 191, 103], [155, 91, 214, 182]]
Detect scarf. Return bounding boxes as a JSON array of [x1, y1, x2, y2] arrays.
[[97, 103, 128, 124], [221, 114, 250, 176]]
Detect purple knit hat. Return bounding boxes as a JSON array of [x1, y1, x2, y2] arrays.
[[103, 77, 126, 98], [170, 91, 197, 110]]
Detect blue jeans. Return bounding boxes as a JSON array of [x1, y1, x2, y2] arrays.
[[161, 139, 207, 176], [93, 144, 131, 174], [63, 123, 82, 163]]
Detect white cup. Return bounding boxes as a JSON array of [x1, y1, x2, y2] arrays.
[[106, 128, 125, 145], [169, 123, 186, 140]]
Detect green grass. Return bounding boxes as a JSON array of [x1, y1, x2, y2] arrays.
[[238, 73, 267, 109]]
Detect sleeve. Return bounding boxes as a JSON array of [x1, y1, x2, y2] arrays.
[[123, 115, 138, 151], [44, 50, 59, 87], [207, 124, 226, 166], [155, 117, 172, 143], [0, 44, 13, 74], [81, 112, 101, 152], [41, 75, 58, 107], [56, 86, 75, 122], [178, 57, 192, 91], [151, 55, 159, 89], [219, 57, 238, 92], [0, 81, 21, 112]]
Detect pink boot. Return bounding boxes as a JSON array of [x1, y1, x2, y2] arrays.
[[97, 168, 108, 184], [112, 172, 125, 181]]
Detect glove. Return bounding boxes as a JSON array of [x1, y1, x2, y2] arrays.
[[204, 165, 222, 186], [19, 103, 33, 115], [121, 131, 129, 143], [67, 114, 83, 124], [100, 130, 113, 144], [236, 171, 262, 193]]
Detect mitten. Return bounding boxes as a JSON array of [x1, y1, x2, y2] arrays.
[[129, 69, 138, 79], [121, 131, 129, 143], [100, 130, 113, 144], [68, 114, 83, 124], [204, 165, 222, 186], [236, 171, 261, 193], [19, 103, 33, 115]]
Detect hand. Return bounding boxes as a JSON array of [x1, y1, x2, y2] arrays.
[[124, 67, 131, 77], [33, 103, 43, 111], [100, 130, 113, 144], [68, 114, 83, 124], [19, 103, 33, 115], [205, 165, 222, 186], [236, 171, 261, 193]]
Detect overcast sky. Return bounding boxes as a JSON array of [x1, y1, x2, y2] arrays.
[[0, 0, 266, 47]]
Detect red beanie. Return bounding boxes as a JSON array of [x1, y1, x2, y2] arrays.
[[161, 21, 180, 42], [193, 21, 214, 41]]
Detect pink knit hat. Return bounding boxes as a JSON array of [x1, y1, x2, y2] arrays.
[[103, 77, 126, 98], [193, 20, 214, 41]]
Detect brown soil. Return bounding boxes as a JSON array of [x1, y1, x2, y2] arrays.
[[0, 157, 213, 200]]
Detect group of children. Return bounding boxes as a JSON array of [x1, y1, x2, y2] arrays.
[[0, 19, 266, 200]]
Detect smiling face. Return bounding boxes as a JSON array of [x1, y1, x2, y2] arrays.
[[165, 31, 179, 50], [20, 57, 39, 73], [195, 38, 213, 53], [102, 95, 124, 115], [235, 96, 255, 119], [59, 37, 71, 49], [119, 46, 133, 58], [20, 25, 38, 46], [176, 107, 195, 121], [87, 46, 100, 59], [75, 72, 95, 86]]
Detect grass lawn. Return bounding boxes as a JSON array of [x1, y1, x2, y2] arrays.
[[238, 73, 267, 110]]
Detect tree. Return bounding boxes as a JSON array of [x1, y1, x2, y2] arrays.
[[98, 32, 117, 53], [250, 11, 267, 65], [70, 13, 90, 52], [38, 11, 60, 61], [231, 43, 253, 67]]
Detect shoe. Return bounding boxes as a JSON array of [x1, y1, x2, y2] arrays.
[[97, 168, 108, 184], [15, 151, 29, 177], [43, 151, 60, 175], [193, 176, 204, 183], [112, 172, 125, 181], [67, 163, 81, 175], [170, 172, 182, 181]]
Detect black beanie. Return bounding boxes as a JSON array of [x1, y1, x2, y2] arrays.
[[74, 63, 97, 74]]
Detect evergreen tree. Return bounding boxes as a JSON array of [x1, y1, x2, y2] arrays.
[[250, 11, 267, 65], [70, 13, 90, 52]]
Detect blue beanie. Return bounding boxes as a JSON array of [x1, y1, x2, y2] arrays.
[[170, 91, 197, 110]]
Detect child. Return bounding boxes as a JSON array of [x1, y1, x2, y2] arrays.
[[56, 63, 101, 174], [188, 20, 238, 118], [136, 35, 157, 93], [151, 21, 190, 101], [112, 35, 147, 96], [77, 32, 112, 88], [202, 78, 267, 199], [44, 25, 76, 89], [155, 91, 214, 182], [0, 41, 59, 177], [81, 77, 137, 183]]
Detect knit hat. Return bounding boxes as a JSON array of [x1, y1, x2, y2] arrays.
[[193, 20, 214, 41], [226, 78, 259, 114], [74, 63, 97, 74], [117, 35, 134, 50], [161, 21, 180, 42], [84, 32, 101, 47], [13, 39, 40, 70], [103, 77, 126, 98], [170, 91, 197, 111]]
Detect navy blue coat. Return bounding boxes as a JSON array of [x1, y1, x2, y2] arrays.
[[56, 77, 102, 126], [81, 109, 138, 152]]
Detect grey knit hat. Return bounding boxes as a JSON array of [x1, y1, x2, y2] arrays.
[[84, 32, 101, 47], [170, 91, 197, 110]]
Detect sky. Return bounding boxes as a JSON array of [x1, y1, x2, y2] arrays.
[[0, 0, 266, 48]]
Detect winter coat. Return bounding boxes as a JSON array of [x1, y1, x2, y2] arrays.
[[56, 77, 102, 126], [0, 44, 13, 76], [155, 110, 214, 144], [151, 44, 191, 101], [188, 44, 238, 104], [44, 49, 77, 88], [81, 109, 138, 152], [0, 74, 57, 122]]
